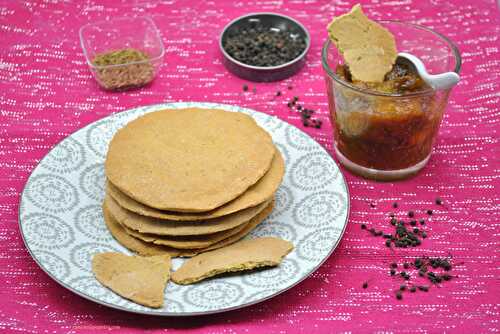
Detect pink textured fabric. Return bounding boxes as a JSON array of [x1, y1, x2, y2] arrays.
[[1, 0, 499, 333]]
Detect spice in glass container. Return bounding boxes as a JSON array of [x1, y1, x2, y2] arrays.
[[92, 48, 154, 91]]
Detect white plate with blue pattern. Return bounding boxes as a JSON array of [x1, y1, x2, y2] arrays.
[[19, 102, 349, 316]]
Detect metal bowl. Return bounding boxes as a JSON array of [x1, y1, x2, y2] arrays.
[[219, 13, 310, 82]]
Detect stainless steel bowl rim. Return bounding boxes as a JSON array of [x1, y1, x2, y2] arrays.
[[219, 12, 311, 71]]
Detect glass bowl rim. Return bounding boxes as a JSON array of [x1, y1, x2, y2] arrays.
[[79, 16, 165, 70], [321, 20, 462, 98]]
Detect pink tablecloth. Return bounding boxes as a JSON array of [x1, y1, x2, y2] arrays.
[[1, 0, 499, 333]]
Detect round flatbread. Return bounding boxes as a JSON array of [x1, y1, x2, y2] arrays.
[[105, 108, 275, 212], [103, 201, 274, 258], [120, 219, 249, 249], [104, 195, 271, 236], [107, 150, 284, 221]]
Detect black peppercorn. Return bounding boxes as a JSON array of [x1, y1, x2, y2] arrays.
[[243, 84, 248, 92], [393, 202, 398, 208], [361, 224, 367, 230], [436, 198, 442, 205], [418, 286, 429, 292], [410, 286, 417, 293], [400, 285, 406, 291], [391, 263, 398, 269], [385, 240, 392, 247], [419, 219, 425, 225], [362, 282, 368, 289], [390, 269, 396, 276], [403, 263, 410, 269], [408, 211, 415, 218], [427, 209, 433, 215], [396, 291, 403, 300]]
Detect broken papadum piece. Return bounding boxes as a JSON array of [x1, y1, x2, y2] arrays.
[[92, 252, 171, 308], [327, 4, 398, 83], [171, 237, 294, 285]]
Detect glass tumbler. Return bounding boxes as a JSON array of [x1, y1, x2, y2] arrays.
[[322, 21, 461, 181]]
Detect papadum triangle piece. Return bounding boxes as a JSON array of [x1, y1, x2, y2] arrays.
[[92, 252, 171, 308]]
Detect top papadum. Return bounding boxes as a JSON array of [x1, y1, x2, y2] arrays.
[[105, 108, 275, 212]]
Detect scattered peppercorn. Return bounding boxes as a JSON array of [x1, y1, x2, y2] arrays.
[[418, 286, 429, 292], [408, 211, 415, 218], [276, 91, 281, 96], [391, 263, 398, 269], [442, 274, 452, 281], [385, 240, 392, 247], [389, 213, 395, 218], [370, 203, 376, 208], [422, 232, 427, 238], [361, 224, 367, 230], [419, 219, 425, 225], [410, 286, 417, 293], [410, 220, 417, 226], [400, 285, 406, 291], [390, 218, 397, 226], [393, 202, 398, 208], [396, 291, 403, 300], [362, 282, 368, 289], [413, 228, 419, 234], [436, 198, 442, 205], [403, 263, 410, 269], [390, 269, 396, 276], [243, 84, 248, 92], [427, 209, 433, 215]]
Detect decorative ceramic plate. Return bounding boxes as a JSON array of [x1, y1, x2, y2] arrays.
[[19, 102, 349, 316]]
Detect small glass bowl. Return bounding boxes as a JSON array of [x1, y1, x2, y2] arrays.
[[79, 16, 164, 91]]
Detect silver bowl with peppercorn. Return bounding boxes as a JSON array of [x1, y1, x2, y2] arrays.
[[220, 13, 310, 82]]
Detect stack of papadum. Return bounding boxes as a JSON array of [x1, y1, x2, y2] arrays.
[[92, 108, 293, 308]]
